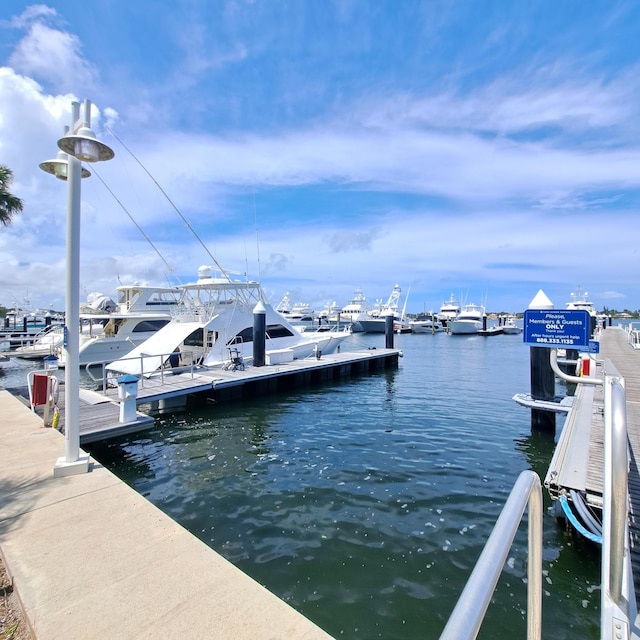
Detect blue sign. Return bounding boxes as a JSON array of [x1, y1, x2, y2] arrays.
[[523, 309, 591, 348], [588, 340, 600, 354]]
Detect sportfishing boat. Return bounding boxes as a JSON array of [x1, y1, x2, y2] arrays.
[[502, 315, 522, 335], [317, 300, 340, 326], [106, 265, 350, 377], [276, 293, 317, 326], [566, 286, 599, 337], [566, 286, 597, 316], [448, 303, 486, 335], [436, 294, 460, 328], [56, 283, 181, 367], [358, 284, 408, 333], [339, 288, 370, 331], [410, 313, 444, 334]]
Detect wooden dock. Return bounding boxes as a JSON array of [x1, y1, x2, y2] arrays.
[[544, 325, 640, 591], [37, 348, 399, 444]]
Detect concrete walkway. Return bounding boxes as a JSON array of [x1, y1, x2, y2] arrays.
[[0, 390, 334, 639]]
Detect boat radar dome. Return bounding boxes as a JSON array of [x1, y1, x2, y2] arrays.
[[198, 265, 212, 280]]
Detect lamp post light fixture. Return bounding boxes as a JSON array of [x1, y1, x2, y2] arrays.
[[39, 148, 92, 181], [39, 99, 114, 477]]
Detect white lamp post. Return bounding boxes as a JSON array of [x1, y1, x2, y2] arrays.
[[40, 99, 114, 477]]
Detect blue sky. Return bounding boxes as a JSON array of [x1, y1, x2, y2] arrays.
[[1, 1, 639, 314]]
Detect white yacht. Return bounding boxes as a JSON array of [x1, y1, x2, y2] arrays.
[[339, 289, 370, 330], [502, 315, 522, 335], [13, 326, 64, 359], [358, 284, 407, 333], [56, 283, 181, 367], [448, 303, 486, 335], [317, 300, 340, 326], [566, 286, 597, 316], [437, 294, 460, 328], [106, 266, 350, 377], [410, 314, 444, 334], [276, 293, 316, 326], [1, 308, 63, 350]]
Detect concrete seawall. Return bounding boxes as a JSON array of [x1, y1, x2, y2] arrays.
[[0, 390, 333, 639]]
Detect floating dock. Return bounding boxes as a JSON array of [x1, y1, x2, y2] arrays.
[[544, 325, 640, 595], [40, 348, 400, 444]]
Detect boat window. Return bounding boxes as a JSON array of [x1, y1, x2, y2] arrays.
[[266, 324, 295, 339], [225, 324, 296, 346], [184, 328, 204, 347], [132, 319, 170, 333], [229, 327, 254, 344]]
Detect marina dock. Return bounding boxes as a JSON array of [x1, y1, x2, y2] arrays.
[[34, 347, 400, 444], [544, 325, 640, 616]]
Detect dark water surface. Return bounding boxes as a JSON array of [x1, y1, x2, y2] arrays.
[[5, 331, 601, 638]]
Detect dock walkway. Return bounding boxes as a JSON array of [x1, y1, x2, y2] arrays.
[[545, 325, 640, 596]]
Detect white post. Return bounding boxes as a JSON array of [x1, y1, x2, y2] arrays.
[[40, 99, 113, 476], [54, 102, 89, 476]]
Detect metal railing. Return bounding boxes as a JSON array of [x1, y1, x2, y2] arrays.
[[626, 322, 640, 349], [546, 348, 634, 638], [85, 348, 201, 393], [600, 372, 633, 638], [439, 470, 543, 640]]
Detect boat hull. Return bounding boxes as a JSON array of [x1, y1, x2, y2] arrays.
[[448, 320, 482, 335]]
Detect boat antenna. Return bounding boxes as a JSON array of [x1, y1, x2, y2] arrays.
[[105, 125, 231, 280], [92, 168, 179, 282], [253, 190, 262, 285]]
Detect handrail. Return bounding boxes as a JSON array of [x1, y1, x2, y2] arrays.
[[602, 374, 628, 611], [84, 349, 199, 394], [440, 470, 543, 640], [549, 348, 602, 386]]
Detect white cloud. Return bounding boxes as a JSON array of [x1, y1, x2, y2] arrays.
[[1, 4, 639, 312], [9, 18, 96, 93]]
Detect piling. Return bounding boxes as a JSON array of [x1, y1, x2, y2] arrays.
[[385, 313, 394, 349], [528, 290, 556, 433], [253, 301, 266, 367]]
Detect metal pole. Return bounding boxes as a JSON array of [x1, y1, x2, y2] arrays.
[[64, 152, 81, 462], [53, 101, 90, 476], [604, 376, 628, 606]]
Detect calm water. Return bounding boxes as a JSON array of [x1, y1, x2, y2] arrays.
[[3, 331, 601, 639]]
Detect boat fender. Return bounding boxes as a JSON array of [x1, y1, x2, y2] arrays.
[[51, 406, 60, 430], [49, 376, 60, 405]]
